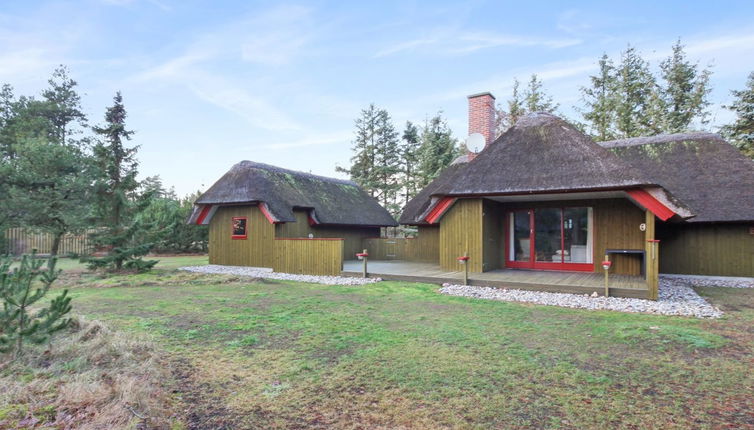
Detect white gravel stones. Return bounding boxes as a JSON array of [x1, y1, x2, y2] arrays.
[[179, 264, 381, 286], [660, 274, 754, 289], [439, 277, 724, 319]]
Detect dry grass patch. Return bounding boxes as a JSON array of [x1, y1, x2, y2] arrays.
[[0, 316, 183, 429]]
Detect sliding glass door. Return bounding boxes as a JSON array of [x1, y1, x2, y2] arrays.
[[507, 207, 593, 271]]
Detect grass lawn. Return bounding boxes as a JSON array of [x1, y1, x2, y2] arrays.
[[51, 256, 754, 429]]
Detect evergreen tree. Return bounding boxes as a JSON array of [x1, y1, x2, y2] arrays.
[[399, 121, 421, 205], [721, 71, 754, 159], [338, 104, 401, 215], [659, 40, 712, 133], [495, 78, 525, 136], [0, 70, 92, 255], [580, 54, 618, 141], [495, 75, 558, 137], [614, 45, 659, 137], [0, 253, 72, 359], [41, 65, 87, 145], [524, 74, 559, 113], [87, 92, 157, 271], [417, 112, 459, 187]]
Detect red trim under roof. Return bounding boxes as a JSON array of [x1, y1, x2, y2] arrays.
[[626, 189, 676, 221], [195, 205, 212, 225], [425, 197, 457, 224], [258, 202, 279, 224]]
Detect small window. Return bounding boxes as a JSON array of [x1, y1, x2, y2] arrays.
[[232, 217, 247, 239]]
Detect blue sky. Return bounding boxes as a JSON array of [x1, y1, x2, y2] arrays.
[[3, 0, 754, 196]]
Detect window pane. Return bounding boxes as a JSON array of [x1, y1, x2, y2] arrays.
[[512, 211, 530, 262], [564, 208, 589, 263], [535, 209, 563, 262]]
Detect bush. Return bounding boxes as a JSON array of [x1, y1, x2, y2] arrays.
[[0, 253, 72, 359]]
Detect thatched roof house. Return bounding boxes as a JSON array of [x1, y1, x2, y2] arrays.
[[189, 161, 395, 274], [191, 161, 397, 227], [602, 133, 754, 223], [400, 91, 754, 284]]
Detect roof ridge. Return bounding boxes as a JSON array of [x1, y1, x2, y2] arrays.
[[599, 132, 725, 148], [236, 160, 357, 186]]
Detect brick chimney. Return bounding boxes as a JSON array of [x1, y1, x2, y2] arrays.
[[467, 92, 496, 150]]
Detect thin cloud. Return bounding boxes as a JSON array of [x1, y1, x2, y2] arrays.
[[374, 30, 581, 58], [262, 130, 352, 149]]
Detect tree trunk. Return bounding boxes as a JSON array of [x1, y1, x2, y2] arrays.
[[50, 231, 64, 257]]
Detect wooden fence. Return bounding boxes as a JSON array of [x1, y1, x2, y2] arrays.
[[273, 238, 344, 276], [3, 228, 91, 256], [362, 234, 439, 263]]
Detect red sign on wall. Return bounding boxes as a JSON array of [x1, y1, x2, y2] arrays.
[[750, 227, 754, 235]]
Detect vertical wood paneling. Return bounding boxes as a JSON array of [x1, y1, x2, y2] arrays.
[[482, 200, 504, 271], [272, 239, 343, 276], [439, 199, 483, 272], [645, 210, 659, 300], [592, 199, 645, 275], [361, 226, 440, 263], [3, 228, 92, 255], [274, 209, 380, 260], [209, 205, 275, 267], [658, 223, 754, 277]]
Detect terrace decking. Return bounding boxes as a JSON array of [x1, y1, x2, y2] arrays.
[[342, 260, 649, 299]]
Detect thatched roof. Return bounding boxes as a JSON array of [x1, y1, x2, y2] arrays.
[[398, 161, 467, 225], [401, 112, 654, 224], [194, 161, 397, 226], [602, 133, 754, 222]]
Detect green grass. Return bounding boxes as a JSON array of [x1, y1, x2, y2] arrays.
[[58, 258, 754, 429]]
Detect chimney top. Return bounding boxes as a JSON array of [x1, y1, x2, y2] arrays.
[[467, 92, 496, 100], [467, 92, 496, 150]]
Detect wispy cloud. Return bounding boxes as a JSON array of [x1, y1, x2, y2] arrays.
[[262, 130, 352, 149], [374, 29, 581, 58], [131, 5, 320, 131]]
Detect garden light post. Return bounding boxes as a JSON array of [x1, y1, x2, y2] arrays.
[[457, 254, 470, 286], [601, 255, 612, 298], [356, 249, 369, 278]]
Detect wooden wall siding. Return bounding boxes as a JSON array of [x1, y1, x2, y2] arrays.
[[411, 226, 440, 262], [273, 239, 344, 276], [209, 205, 275, 267], [4, 228, 92, 256], [592, 199, 646, 276], [501, 198, 645, 275], [275, 210, 379, 260], [439, 199, 484, 272], [657, 223, 754, 277], [644, 210, 659, 300], [362, 226, 440, 263], [482, 200, 504, 271]]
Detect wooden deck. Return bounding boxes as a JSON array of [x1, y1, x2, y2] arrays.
[[342, 260, 649, 299]]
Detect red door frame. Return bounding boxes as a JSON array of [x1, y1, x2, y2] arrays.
[[504, 208, 594, 272]]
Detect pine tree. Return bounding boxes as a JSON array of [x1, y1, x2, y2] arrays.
[[659, 40, 712, 133], [0, 253, 72, 359], [417, 113, 459, 187], [399, 121, 421, 205], [721, 71, 754, 159], [41, 65, 87, 145], [338, 104, 401, 215], [495, 75, 558, 137], [580, 54, 618, 141], [495, 78, 526, 136], [614, 46, 659, 138], [524, 74, 559, 113], [88, 92, 157, 271], [0, 69, 92, 255]]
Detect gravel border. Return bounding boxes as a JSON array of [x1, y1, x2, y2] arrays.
[[179, 264, 380, 286], [439, 277, 723, 319], [660, 274, 754, 289]]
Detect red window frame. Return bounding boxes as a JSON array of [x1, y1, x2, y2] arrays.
[[504, 207, 593, 272], [231, 216, 248, 240]]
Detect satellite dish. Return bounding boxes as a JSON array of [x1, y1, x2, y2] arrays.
[[466, 133, 485, 153]]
